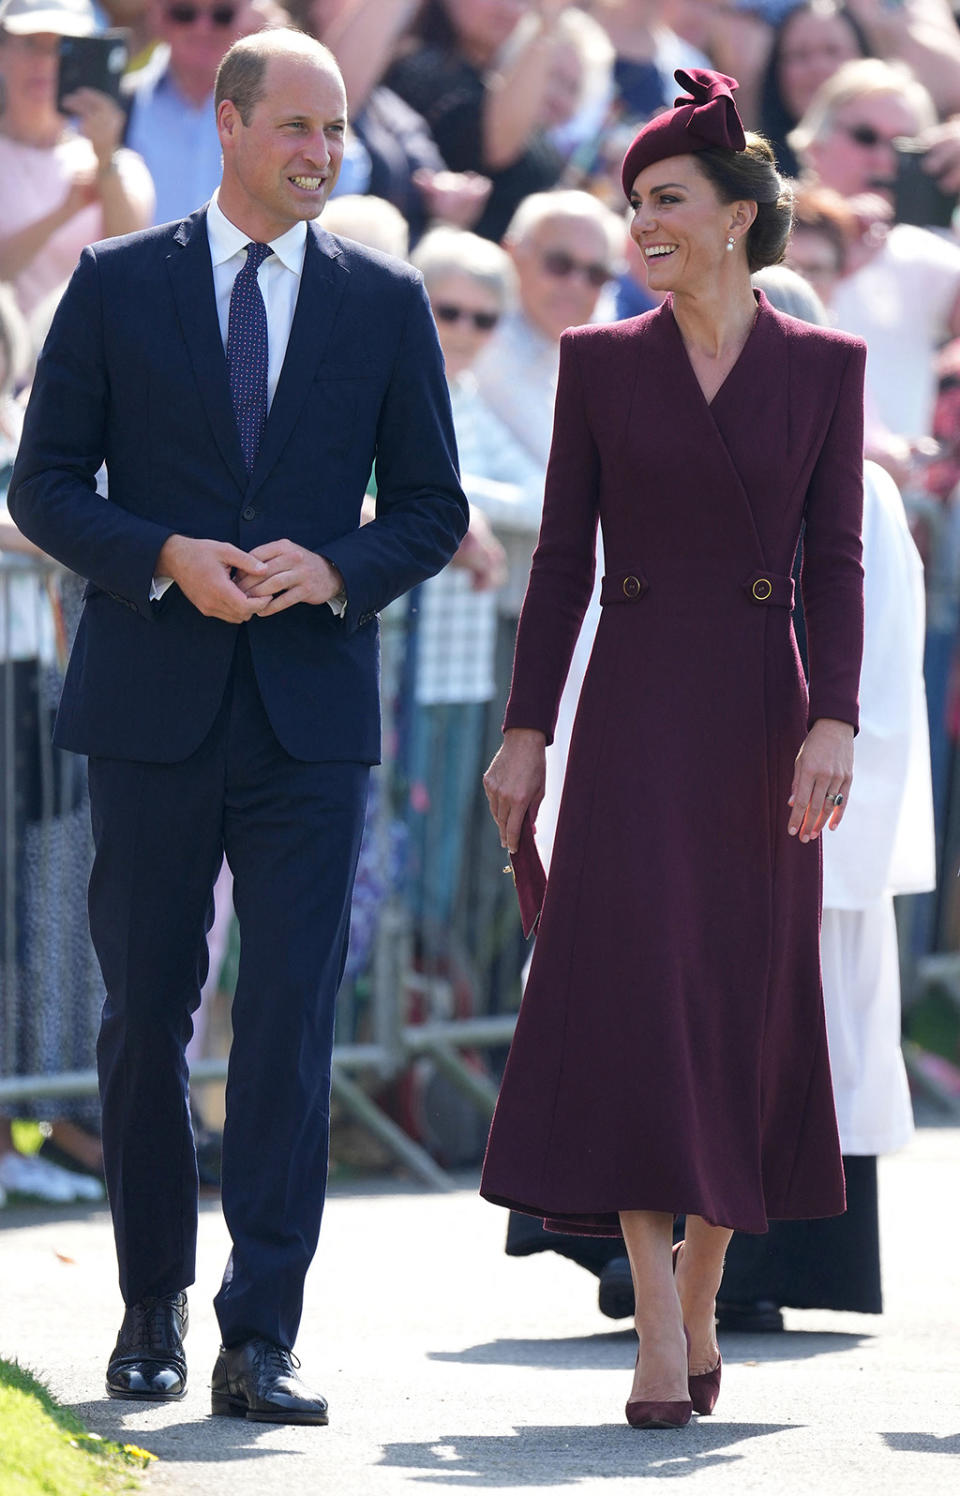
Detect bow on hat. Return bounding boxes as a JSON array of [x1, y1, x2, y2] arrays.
[[620, 68, 747, 199], [673, 69, 746, 154]]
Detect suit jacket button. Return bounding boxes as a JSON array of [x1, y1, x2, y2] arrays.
[[622, 575, 641, 599], [241, 505, 256, 521]]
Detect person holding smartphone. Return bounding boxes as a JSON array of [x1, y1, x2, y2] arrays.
[[788, 57, 960, 449], [0, 0, 154, 318], [123, 0, 259, 226]]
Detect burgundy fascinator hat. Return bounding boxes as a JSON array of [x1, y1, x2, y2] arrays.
[[621, 69, 747, 200]]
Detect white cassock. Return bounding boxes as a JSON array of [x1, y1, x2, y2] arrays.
[[536, 547, 603, 875], [821, 461, 935, 1156]]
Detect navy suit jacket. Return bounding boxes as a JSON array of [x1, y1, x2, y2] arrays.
[[8, 206, 467, 763]]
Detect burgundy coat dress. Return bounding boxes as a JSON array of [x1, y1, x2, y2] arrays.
[[480, 292, 866, 1236]]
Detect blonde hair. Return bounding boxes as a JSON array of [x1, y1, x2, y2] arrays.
[[411, 227, 517, 308], [788, 57, 936, 159], [321, 195, 410, 258], [504, 189, 626, 263]]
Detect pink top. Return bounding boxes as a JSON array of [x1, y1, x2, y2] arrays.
[[0, 132, 153, 317]]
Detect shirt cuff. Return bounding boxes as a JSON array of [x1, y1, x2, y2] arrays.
[[150, 576, 174, 602], [327, 591, 347, 618]]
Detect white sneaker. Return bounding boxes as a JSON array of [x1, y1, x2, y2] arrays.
[[0, 1150, 101, 1203]]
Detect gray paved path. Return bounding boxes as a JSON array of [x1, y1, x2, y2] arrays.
[[1, 1127, 958, 1495]]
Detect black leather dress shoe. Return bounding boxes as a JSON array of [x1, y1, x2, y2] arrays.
[[106, 1292, 188, 1400], [598, 1255, 635, 1320], [715, 1299, 784, 1333], [211, 1338, 329, 1425]]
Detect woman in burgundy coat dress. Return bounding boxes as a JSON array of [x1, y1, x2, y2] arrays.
[[481, 70, 866, 1429]]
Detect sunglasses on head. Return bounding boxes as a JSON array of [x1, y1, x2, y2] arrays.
[[433, 303, 500, 331], [840, 123, 897, 149], [539, 250, 610, 288], [166, 3, 237, 24]]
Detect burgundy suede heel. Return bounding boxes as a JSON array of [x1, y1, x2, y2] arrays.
[[625, 1330, 692, 1430], [625, 1396, 693, 1430], [674, 1239, 722, 1414], [688, 1353, 722, 1416]]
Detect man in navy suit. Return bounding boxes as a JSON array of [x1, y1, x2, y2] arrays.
[[9, 28, 467, 1424]]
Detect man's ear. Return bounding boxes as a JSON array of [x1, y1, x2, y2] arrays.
[[217, 99, 240, 147]]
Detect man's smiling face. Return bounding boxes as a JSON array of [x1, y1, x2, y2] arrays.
[[217, 50, 347, 241]]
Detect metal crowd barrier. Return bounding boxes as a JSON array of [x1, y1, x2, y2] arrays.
[[0, 561, 519, 1190]]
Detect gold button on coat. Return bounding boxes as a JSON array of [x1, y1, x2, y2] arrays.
[[752, 577, 772, 601], [623, 575, 641, 598]]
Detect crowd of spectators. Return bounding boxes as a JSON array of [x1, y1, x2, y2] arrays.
[[4, 0, 960, 1187]]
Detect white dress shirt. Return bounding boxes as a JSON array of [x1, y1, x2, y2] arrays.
[[205, 190, 307, 411], [153, 195, 341, 606]]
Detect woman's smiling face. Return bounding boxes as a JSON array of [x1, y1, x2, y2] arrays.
[[628, 154, 750, 293]]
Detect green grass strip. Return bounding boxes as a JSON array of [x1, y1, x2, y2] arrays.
[[0, 1357, 156, 1494]]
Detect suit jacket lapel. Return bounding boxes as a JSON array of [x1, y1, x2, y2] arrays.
[[165, 207, 248, 495], [246, 223, 348, 502]]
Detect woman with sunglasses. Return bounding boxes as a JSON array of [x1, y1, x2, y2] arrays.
[[481, 69, 866, 1428], [788, 58, 960, 450], [404, 226, 541, 974], [0, 0, 154, 316]]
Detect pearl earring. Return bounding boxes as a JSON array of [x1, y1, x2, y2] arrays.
[[726, 236, 735, 252]]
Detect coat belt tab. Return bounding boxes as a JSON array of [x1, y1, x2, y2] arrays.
[[600, 570, 648, 604]]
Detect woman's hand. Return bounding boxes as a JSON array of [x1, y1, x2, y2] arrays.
[[449, 508, 507, 592], [413, 168, 492, 230], [60, 87, 125, 171], [917, 118, 960, 195], [61, 163, 100, 219], [788, 718, 854, 843], [483, 728, 547, 854]]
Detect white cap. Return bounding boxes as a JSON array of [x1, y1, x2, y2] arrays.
[[0, 0, 97, 37]]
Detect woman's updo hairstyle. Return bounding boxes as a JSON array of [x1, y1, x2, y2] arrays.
[[694, 133, 794, 273]]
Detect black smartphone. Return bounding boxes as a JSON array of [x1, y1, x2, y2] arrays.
[[893, 139, 957, 230], [56, 32, 129, 113]]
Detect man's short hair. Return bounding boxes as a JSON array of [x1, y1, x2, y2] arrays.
[[215, 27, 343, 125]]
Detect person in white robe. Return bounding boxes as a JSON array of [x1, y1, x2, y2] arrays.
[[821, 460, 935, 1160]]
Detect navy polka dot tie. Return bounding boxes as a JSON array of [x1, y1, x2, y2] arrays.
[[226, 241, 271, 472]]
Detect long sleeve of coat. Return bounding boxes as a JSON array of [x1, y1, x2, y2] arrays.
[[800, 339, 866, 731]]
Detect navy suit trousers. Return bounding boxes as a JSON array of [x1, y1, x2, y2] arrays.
[[88, 627, 369, 1349]]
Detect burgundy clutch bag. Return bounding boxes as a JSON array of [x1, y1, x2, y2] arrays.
[[508, 816, 547, 939]]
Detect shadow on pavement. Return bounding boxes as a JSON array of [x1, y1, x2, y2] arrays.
[[710, 1330, 871, 1362], [66, 1403, 302, 1461], [377, 1421, 794, 1485], [429, 1330, 869, 1370], [883, 1432, 960, 1455]]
